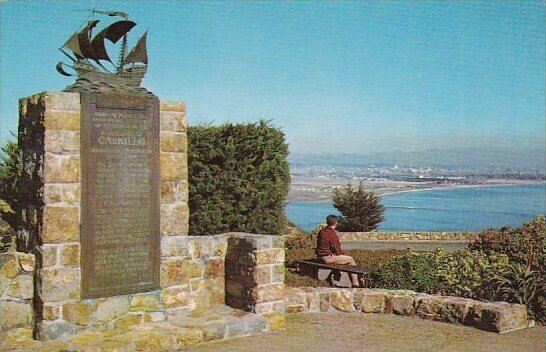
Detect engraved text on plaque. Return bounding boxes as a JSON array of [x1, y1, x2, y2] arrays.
[[81, 93, 160, 298]]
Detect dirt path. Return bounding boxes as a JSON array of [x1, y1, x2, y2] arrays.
[[182, 313, 545, 352]]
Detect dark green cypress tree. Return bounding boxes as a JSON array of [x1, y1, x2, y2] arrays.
[[332, 181, 385, 232]]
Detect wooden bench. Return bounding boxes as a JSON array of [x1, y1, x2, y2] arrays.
[[295, 259, 368, 288]]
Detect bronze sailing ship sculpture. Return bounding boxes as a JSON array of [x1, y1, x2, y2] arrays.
[[57, 10, 151, 94]]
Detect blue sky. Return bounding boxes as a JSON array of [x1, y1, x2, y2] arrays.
[[1, 1, 544, 158]]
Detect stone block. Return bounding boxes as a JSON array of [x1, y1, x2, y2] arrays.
[[113, 313, 142, 330], [285, 287, 307, 307], [130, 293, 160, 311], [161, 285, 190, 308], [228, 234, 273, 251], [174, 327, 204, 348], [6, 274, 33, 299], [0, 328, 36, 350], [415, 296, 445, 320], [161, 132, 187, 152], [361, 292, 386, 313], [0, 301, 33, 331], [254, 265, 271, 284], [161, 180, 188, 204], [0, 275, 8, 297], [253, 283, 285, 303], [38, 267, 80, 302], [44, 184, 80, 204], [36, 320, 76, 340], [60, 243, 79, 266], [45, 130, 80, 153], [243, 314, 268, 334], [254, 249, 284, 265], [160, 153, 188, 181], [0, 254, 20, 278], [16, 253, 35, 272], [272, 264, 284, 283], [160, 110, 186, 132], [62, 301, 90, 326], [160, 203, 189, 236], [42, 304, 61, 321], [262, 312, 285, 331], [440, 297, 473, 324], [392, 295, 415, 315], [43, 110, 81, 131], [143, 311, 167, 323], [225, 317, 246, 338], [161, 236, 189, 258], [43, 153, 80, 183], [306, 291, 320, 312], [161, 259, 202, 287], [160, 100, 186, 113], [330, 290, 352, 312], [41, 205, 79, 243], [472, 302, 528, 333], [44, 92, 80, 111], [319, 291, 331, 312], [211, 238, 229, 257], [202, 321, 227, 341], [67, 331, 105, 350], [41, 245, 57, 267], [204, 258, 225, 278], [286, 304, 305, 313], [92, 296, 130, 322]]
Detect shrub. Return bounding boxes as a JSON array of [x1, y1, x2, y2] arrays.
[[493, 263, 546, 323], [367, 250, 442, 292], [468, 215, 546, 324], [367, 248, 510, 299], [0, 140, 22, 230], [468, 215, 546, 275], [0, 200, 14, 253], [332, 182, 385, 231], [187, 121, 290, 236], [434, 247, 510, 300]]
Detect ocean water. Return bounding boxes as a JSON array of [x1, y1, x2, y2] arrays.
[[285, 184, 546, 232]]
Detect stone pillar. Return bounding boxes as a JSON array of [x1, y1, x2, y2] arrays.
[[225, 234, 285, 314], [17, 92, 190, 340]]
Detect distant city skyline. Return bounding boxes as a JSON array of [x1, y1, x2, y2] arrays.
[[1, 1, 544, 163]]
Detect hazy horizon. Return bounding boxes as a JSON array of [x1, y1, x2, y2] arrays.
[[1, 1, 544, 161]]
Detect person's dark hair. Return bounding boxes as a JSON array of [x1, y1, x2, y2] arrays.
[[326, 215, 339, 226]]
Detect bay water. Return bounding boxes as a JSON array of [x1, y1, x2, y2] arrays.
[[285, 184, 546, 232]]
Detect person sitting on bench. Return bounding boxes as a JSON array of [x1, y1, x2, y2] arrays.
[[315, 214, 361, 287]]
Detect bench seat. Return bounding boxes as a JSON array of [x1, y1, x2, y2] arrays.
[[295, 259, 368, 287]]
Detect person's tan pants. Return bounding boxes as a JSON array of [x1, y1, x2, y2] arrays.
[[321, 255, 359, 286]]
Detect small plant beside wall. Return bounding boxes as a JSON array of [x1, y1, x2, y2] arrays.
[[493, 262, 546, 322]]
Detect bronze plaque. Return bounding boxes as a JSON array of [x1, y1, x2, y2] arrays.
[[80, 93, 160, 298]]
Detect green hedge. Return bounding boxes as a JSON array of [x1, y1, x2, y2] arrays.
[[187, 121, 290, 236]]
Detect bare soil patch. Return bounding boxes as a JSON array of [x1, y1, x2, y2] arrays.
[[183, 313, 545, 352]]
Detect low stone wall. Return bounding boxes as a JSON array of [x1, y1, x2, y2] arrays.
[[284, 287, 529, 334], [337, 231, 473, 242], [0, 252, 35, 332], [225, 233, 285, 315]]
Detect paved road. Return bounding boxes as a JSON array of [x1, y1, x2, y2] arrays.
[[183, 313, 545, 352], [342, 240, 468, 252]]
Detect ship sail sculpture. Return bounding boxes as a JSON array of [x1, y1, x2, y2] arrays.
[[57, 10, 151, 94]]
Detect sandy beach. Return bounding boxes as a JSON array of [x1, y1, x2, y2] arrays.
[[287, 178, 545, 203]]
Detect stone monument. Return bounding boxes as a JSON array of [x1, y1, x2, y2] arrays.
[[8, 10, 285, 343]]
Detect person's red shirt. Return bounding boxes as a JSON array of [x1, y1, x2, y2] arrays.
[[315, 226, 344, 258]]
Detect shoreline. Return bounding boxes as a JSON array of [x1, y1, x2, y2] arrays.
[[286, 180, 546, 204]]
